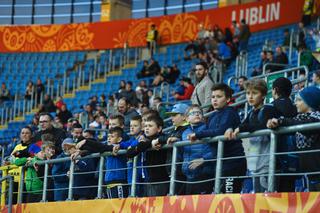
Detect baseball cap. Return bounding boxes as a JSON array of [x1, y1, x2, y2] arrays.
[[166, 103, 189, 115]]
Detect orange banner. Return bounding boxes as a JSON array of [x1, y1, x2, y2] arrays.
[[5, 192, 320, 213], [0, 0, 304, 53]]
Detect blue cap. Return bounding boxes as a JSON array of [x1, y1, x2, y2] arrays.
[[166, 103, 189, 115], [299, 86, 320, 110]]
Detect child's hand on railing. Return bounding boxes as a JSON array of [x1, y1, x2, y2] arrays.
[[151, 139, 161, 150], [112, 145, 120, 156], [188, 158, 204, 170], [166, 137, 179, 144], [76, 140, 86, 149], [267, 118, 279, 129], [224, 128, 239, 140], [224, 128, 234, 140], [188, 133, 197, 142], [70, 150, 81, 161]]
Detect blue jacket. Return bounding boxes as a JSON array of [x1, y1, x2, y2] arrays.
[[105, 142, 127, 184], [121, 137, 144, 184], [52, 153, 70, 186], [195, 106, 245, 171], [180, 123, 215, 180], [218, 42, 231, 59], [73, 158, 98, 197]]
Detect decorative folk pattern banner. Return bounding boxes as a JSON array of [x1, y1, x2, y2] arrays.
[[5, 193, 320, 213], [0, 0, 304, 53]]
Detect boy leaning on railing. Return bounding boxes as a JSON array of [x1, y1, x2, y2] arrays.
[[267, 86, 320, 191]]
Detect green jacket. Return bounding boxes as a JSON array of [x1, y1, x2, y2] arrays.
[[15, 157, 43, 194], [300, 50, 314, 69]]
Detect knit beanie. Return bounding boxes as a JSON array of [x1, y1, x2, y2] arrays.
[[299, 86, 320, 110]]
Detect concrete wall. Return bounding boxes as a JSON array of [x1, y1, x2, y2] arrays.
[[104, 0, 131, 21]]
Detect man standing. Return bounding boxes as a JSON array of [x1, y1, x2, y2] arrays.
[[191, 62, 214, 112], [238, 19, 251, 52], [34, 112, 67, 154], [117, 98, 139, 132], [146, 24, 158, 57]]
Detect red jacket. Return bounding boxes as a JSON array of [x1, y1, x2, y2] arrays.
[[176, 84, 195, 100]]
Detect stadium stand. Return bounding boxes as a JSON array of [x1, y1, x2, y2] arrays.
[[0, 0, 320, 212]]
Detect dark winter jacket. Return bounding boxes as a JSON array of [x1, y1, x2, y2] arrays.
[[127, 133, 168, 183], [272, 97, 297, 118], [73, 158, 98, 198], [277, 111, 320, 180], [195, 106, 245, 171]]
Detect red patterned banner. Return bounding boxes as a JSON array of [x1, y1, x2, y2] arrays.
[[0, 0, 304, 53], [4, 193, 320, 213]]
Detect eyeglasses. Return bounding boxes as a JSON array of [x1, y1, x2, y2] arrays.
[[39, 120, 50, 123], [188, 111, 202, 116]]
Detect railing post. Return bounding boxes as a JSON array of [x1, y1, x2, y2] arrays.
[[134, 48, 138, 66], [34, 92, 38, 109], [22, 98, 28, 117], [8, 108, 12, 122], [289, 29, 294, 63], [130, 156, 138, 197], [1, 146, 5, 165], [169, 145, 177, 195], [72, 77, 76, 94], [97, 156, 105, 199], [297, 51, 302, 67], [244, 52, 248, 76], [1, 108, 4, 125], [78, 66, 82, 88], [17, 98, 21, 118], [104, 53, 108, 79], [214, 140, 224, 194], [89, 69, 92, 88], [46, 78, 50, 94], [41, 163, 49, 202], [63, 72, 67, 96], [66, 77, 70, 94], [112, 55, 116, 72], [51, 82, 54, 99], [267, 132, 277, 192], [81, 69, 85, 87], [7, 176, 13, 213], [108, 50, 113, 73], [235, 55, 239, 77], [18, 167, 25, 204], [13, 93, 17, 118], [40, 93, 43, 107], [67, 161, 75, 200]]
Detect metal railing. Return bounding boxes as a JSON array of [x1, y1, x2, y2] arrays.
[[0, 176, 13, 213], [153, 82, 170, 102], [3, 121, 320, 204], [209, 61, 224, 83], [235, 51, 248, 77], [262, 62, 289, 75]]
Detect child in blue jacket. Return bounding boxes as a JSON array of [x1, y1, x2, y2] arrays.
[[105, 127, 129, 198], [180, 105, 214, 195], [190, 83, 246, 193], [120, 115, 144, 196]]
